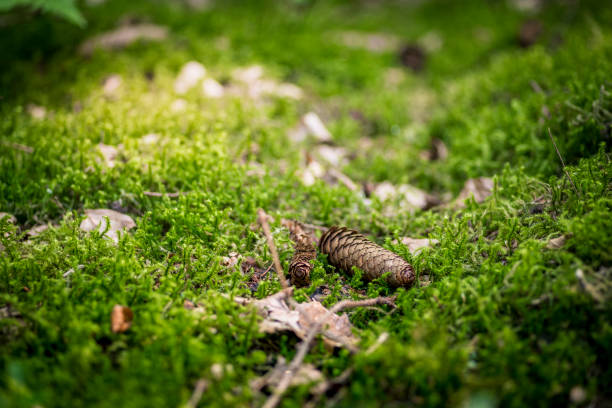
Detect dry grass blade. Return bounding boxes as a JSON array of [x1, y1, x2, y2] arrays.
[[548, 128, 580, 196], [257, 209, 289, 289]]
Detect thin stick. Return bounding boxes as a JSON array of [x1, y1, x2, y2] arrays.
[[262, 296, 396, 408], [257, 208, 289, 289], [547, 128, 579, 195], [186, 379, 208, 408], [143, 191, 182, 197]]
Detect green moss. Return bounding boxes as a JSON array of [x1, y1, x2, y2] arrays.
[[0, 0, 610, 407]]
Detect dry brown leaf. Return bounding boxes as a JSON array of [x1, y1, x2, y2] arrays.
[[251, 289, 357, 348], [80, 209, 136, 243], [0, 213, 16, 224], [334, 30, 400, 52], [299, 160, 326, 186], [27, 104, 46, 120], [546, 235, 566, 249], [79, 23, 168, 56], [202, 78, 225, 98], [174, 61, 206, 94], [111, 304, 133, 333], [399, 237, 439, 255], [102, 74, 122, 97], [26, 224, 51, 237], [372, 182, 437, 210], [451, 177, 494, 208]]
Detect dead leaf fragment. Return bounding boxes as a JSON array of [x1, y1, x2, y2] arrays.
[[27, 104, 46, 120], [174, 61, 206, 94], [102, 74, 122, 97], [335, 30, 400, 52], [79, 24, 168, 56], [451, 177, 494, 208], [399, 237, 439, 255], [302, 112, 332, 143], [0, 213, 16, 224], [251, 289, 357, 348], [80, 209, 136, 243], [372, 182, 437, 210], [546, 235, 566, 249], [202, 78, 225, 98], [111, 304, 133, 333]]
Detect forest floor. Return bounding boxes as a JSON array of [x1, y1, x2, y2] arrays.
[[1, 0, 611, 407]]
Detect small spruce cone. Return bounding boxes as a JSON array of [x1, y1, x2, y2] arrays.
[[284, 220, 318, 288], [319, 226, 414, 288], [289, 238, 317, 287]]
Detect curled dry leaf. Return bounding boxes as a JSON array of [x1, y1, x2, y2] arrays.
[[111, 304, 133, 333], [451, 177, 494, 208], [334, 30, 400, 53], [174, 61, 206, 94], [79, 23, 168, 56], [546, 235, 566, 249], [202, 78, 225, 98], [399, 237, 439, 255], [27, 104, 46, 120], [80, 209, 136, 243], [250, 289, 357, 348]]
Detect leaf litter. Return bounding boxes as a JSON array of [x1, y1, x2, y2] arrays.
[[80, 209, 136, 243]]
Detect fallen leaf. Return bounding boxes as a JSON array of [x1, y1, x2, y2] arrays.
[[171, 98, 187, 112], [202, 78, 225, 98], [314, 145, 347, 167], [102, 74, 122, 97], [97, 143, 120, 168], [140, 133, 160, 146], [174, 61, 206, 94], [111, 304, 133, 333], [251, 289, 357, 348], [27, 104, 46, 120], [0, 213, 16, 224], [399, 237, 439, 255], [26, 224, 51, 237], [546, 235, 566, 249], [302, 112, 332, 143], [79, 23, 168, 56], [451, 177, 494, 208], [299, 160, 326, 186], [372, 182, 437, 210], [334, 30, 400, 52], [80, 209, 136, 243]]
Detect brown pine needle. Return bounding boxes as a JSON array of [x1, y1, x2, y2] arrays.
[[257, 208, 289, 289], [547, 128, 580, 196]]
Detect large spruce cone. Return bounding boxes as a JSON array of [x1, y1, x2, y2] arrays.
[[318, 226, 414, 288]]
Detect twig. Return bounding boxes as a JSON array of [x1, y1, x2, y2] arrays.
[[262, 296, 396, 408], [547, 128, 580, 196], [257, 208, 289, 289], [143, 191, 182, 197], [186, 379, 208, 408]]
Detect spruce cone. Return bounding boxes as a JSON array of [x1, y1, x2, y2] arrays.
[[289, 239, 317, 287], [318, 226, 414, 288], [284, 219, 317, 288]]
